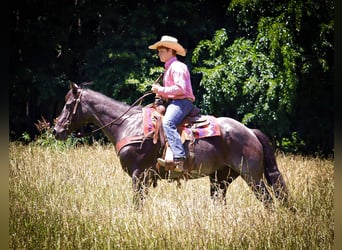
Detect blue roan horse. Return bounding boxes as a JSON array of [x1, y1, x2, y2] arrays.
[[53, 82, 289, 208]]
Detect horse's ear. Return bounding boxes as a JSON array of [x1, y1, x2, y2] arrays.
[[69, 81, 79, 95], [80, 81, 93, 88]]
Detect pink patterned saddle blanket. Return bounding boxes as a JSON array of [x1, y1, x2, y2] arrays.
[[142, 107, 221, 140]]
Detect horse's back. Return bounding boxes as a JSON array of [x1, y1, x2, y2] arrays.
[[216, 117, 259, 144]]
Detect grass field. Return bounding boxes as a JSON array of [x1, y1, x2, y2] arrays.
[[9, 142, 334, 249]]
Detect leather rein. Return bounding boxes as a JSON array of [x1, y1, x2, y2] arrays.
[[73, 90, 153, 138], [72, 74, 163, 138]]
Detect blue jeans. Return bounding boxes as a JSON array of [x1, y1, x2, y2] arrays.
[[163, 99, 194, 159]]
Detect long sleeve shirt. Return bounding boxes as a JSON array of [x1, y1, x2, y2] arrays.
[[156, 57, 195, 102]]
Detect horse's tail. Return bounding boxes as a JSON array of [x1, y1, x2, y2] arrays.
[[252, 129, 288, 203]]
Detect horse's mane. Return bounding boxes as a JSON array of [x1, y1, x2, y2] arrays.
[[84, 88, 143, 113]]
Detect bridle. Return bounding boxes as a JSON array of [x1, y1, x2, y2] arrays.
[[62, 91, 155, 138], [76, 90, 153, 137], [59, 88, 84, 132], [60, 74, 163, 137]]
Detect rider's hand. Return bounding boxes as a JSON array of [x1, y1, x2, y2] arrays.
[[151, 84, 160, 94]]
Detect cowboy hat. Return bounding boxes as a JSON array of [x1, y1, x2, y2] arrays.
[[148, 35, 186, 56]]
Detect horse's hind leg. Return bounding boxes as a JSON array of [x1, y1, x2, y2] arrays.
[[252, 129, 289, 206], [209, 167, 239, 204], [235, 162, 274, 208], [249, 178, 273, 207]]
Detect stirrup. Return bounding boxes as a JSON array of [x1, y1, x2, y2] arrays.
[[157, 158, 185, 172], [173, 160, 185, 173], [157, 158, 176, 167]]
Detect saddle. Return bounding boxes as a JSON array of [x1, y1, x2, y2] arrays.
[[149, 102, 206, 144], [147, 101, 220, 172]]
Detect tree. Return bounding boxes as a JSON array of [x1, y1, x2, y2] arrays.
[[192, 0, 334, 154], [192, 27, 297, 138]]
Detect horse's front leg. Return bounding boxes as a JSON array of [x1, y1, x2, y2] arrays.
[[132, 168, 145, 209], [132, 168, 154, 209]]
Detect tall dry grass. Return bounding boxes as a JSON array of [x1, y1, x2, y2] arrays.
[[9, 142, 333, 249]]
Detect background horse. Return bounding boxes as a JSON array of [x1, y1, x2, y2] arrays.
[[53, 82, 289, 208]]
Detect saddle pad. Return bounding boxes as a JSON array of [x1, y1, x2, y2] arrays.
[[181, 115, 221, 139], [142, 107, 221, 139]]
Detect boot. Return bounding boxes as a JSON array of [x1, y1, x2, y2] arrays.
[[157, 158, 174, 168], [157, 158, 185, 172]]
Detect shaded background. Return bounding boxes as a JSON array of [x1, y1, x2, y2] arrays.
[[9, 0, 334, 156]]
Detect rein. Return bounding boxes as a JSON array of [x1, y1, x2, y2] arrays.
[[73, 73, 163, 138], [75, 91, 154, 138]]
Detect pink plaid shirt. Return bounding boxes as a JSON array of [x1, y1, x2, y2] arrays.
[[156, 57, 195, 102]]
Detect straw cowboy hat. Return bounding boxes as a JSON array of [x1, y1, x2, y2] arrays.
[[148, 35, 186, 56]]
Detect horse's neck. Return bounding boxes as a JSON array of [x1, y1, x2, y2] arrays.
[[84, 90, 142, 143]]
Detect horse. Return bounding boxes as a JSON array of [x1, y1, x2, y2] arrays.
[[53, 82, 289, 208]]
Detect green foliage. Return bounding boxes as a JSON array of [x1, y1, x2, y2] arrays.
[[33, 128, 84, 149], [20, 132, 31, 143], [126, 66, 164, 93], [192, 0, 333, 154], [192, 27, 298, 137], [277, 132, 306, 154], [31, 117, 86, 149]]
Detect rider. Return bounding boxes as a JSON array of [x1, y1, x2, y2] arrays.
[[149, 35, 195, 172]]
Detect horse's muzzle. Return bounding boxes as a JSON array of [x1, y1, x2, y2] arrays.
[[53, 127, 68, 141]]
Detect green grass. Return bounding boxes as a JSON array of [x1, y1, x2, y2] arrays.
[[9, 143, 334, 249]]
